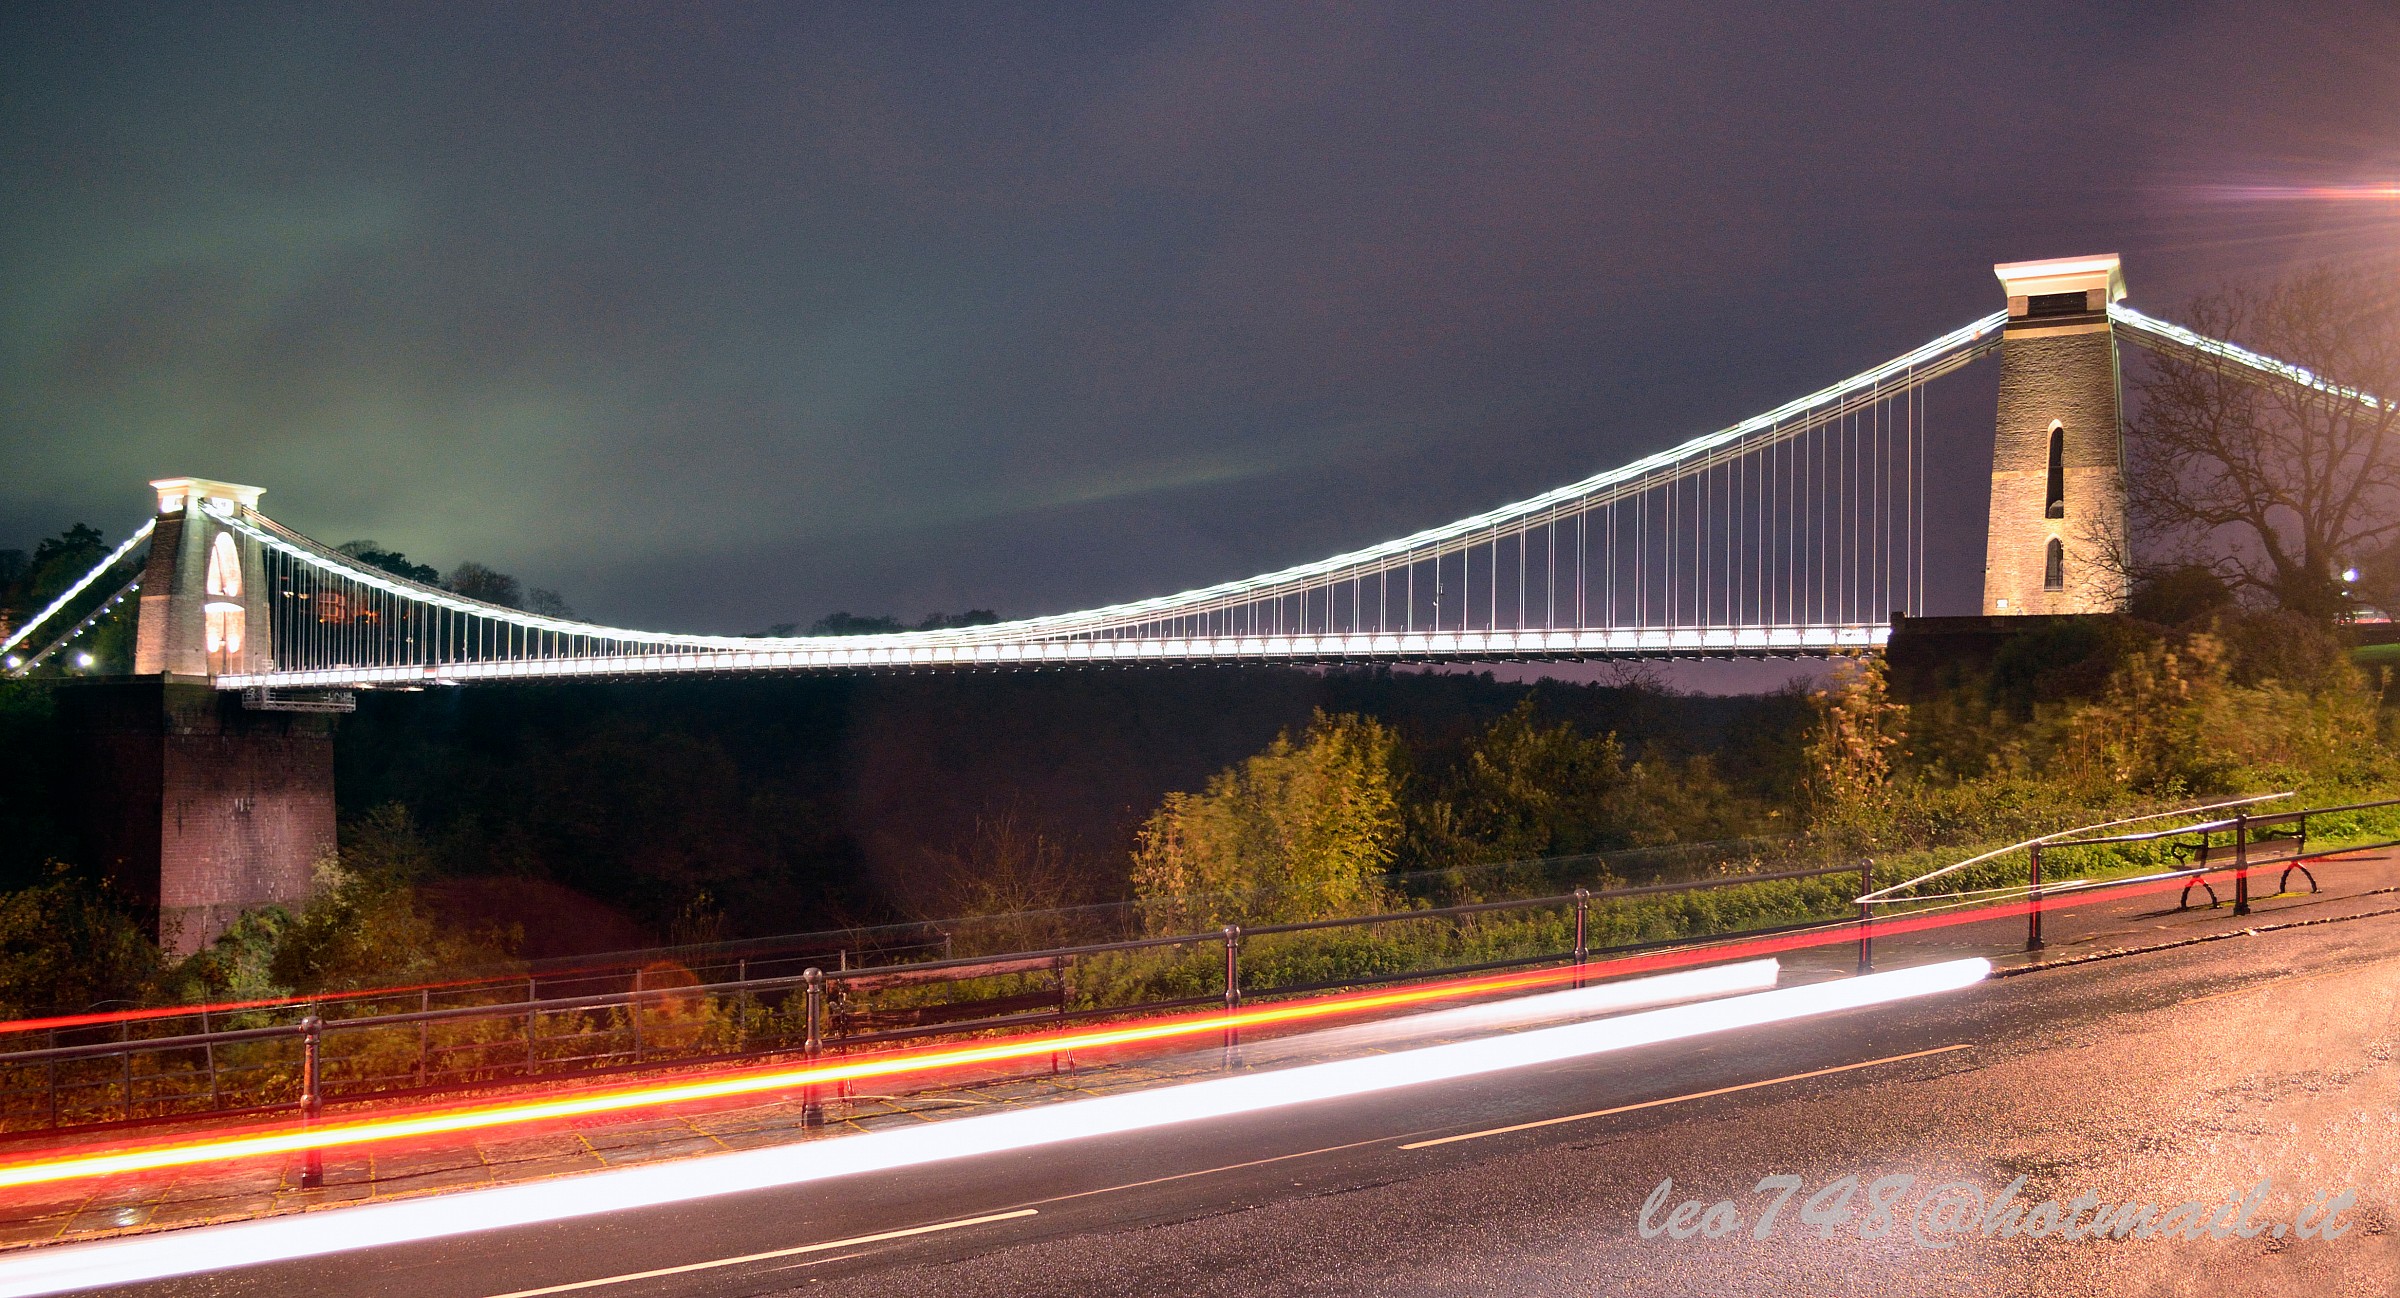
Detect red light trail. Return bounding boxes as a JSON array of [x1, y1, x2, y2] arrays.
[[0, 859, 2291, 1192]]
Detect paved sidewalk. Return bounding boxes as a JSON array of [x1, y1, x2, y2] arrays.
[[1, 847, 2391, 1253]]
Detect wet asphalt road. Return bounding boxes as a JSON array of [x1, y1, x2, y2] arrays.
[[93, 901, 2400, 1298]]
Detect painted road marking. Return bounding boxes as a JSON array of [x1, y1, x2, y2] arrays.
[[1399, 1043, 1976, 1149], [477, 1208, 1038, 1298], [1028, 1134, 1405, 1208]]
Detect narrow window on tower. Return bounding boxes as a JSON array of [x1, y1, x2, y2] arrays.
[[203, 530, 246, 670], [2044, 423, 2066, 519], [2044, 537, 2065, 591]]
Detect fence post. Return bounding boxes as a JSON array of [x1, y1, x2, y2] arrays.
[[629, 966, 644, 1063], [1221, 925, 1242, 1068], [417, 987, 430, 1087], [2233, 812, 2252, 917], [735, 957, 751, 1048], [2026, 844, 2045, 951], [1572, 888, 1590, 989], [202, 1004, 221, 1112], [1856, 859, 1874, 974], [801, 967, 825, 1129], [299, 1015, 324, 1189]]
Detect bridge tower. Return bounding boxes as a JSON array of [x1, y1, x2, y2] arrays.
[[1982, 255, 2130, 615], [65, 478, 333, 954], [133, 478, 276, 678]]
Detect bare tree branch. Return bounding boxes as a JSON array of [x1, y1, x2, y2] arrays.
[[2125, 263, 2400, 618]]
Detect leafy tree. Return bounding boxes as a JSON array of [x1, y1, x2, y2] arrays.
[[809, 611, 904, 635], [27, 525, 105, 598], [0, 866, 164, 1018], [0, 525, 140, 675], [808, 610, 1002, 635], [173, 804, 516, 997], [335, 540, 442, 586], [445, 560, 524, 608], [917, 609, 1000, 630], [1, 525, 107, 627], [2127, 264, 2400, 618], [1803, 653, 1906, 838], [1131, 711, 1402, 928], [2128, 564, 2234, 627]]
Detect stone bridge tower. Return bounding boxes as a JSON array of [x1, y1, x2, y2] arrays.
[[1982, 255, 2130, 616], [63, 478, 334, 955]]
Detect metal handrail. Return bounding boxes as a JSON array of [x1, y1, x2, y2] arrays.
[[1855, 792, 2294, 904]]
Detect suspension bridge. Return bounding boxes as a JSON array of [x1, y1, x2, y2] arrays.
[[4, 254, 2381, 949], [12, 255, 2322, 691]]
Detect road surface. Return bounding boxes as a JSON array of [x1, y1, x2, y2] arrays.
[[67, 897, 2400, 1298]]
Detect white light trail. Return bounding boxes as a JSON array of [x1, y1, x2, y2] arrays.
[[1232, 958, 1782, 1066], [0, 958, 1988, 1297]]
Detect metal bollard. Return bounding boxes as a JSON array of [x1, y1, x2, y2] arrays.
[[1572, 888, 1590, 988], [2233, 812, 2251, 917], [1221, 925, 1242, 1067], [801, 967, 825, 1129], [2026, 844, 2045, 951], [1856, 859, 1875, 973], [299, 1015, 325, 1189]]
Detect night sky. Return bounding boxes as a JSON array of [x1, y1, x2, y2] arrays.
[[4, 3, 2396, 638]]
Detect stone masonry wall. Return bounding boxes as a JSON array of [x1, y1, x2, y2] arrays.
[[1983, 320, 2129, 615], [61, 681, 334, 955]]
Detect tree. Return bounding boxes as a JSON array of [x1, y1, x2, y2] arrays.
[[1130, 711, 1402, 929], [445, 560, 523, 608], [335, 540, 442, 586], [1803, 652, 1906, 835], [807, 610, 1000, 635], [916, 809, 1085, 953], [2127, 264, 2400, 619], [809, 611, 905, 635], [1414, 699, 1751, 871]]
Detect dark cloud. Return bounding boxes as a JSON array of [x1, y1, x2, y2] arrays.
[[4, 2, 2396, 631]]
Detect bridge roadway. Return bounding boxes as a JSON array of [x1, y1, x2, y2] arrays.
[[79, 896, 2400, 1297]]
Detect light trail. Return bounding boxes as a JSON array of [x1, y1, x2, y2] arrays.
[[0, 854, 2304, 1193], [0, 959, 1778, 1191], [1398, 1042, 1976, 1148], [0, 959, 1989, 1297]]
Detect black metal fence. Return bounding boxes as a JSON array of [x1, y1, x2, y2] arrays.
[[0, 860, 1864, 1137], [12, 795, 2390, 1141]]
